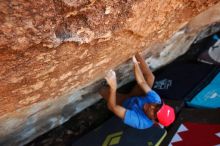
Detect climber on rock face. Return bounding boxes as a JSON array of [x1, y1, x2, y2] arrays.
[[99, 53, 175, 129]]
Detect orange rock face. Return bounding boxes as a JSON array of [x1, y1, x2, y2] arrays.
[[0, 0, 219, 117], [0, 0, 220, 145]]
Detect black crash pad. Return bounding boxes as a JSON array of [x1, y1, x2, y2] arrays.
[[72, 117, 167, 146], [152, 61, 219, 101]]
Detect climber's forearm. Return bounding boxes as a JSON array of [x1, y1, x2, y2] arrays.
[[135, 53, 155, 87], [107, 88, 117, 109], [107, 88, 126, 119], [134, 63, 151, 93]]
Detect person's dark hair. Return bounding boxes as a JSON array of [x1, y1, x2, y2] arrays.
[[154, 103, 163, 120], [155, 106, 161, 122], [144, 103, 163, 121]]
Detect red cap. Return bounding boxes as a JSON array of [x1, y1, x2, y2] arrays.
[[157, 104, 175, 126]]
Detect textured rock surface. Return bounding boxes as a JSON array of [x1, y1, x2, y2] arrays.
[[0, 0, 220, 145]]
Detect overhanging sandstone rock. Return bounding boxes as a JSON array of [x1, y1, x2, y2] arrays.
[[0, 1, 220, 145]]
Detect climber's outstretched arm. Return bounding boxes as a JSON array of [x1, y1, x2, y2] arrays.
[[135, 53, 155, 88], [133, 56, 151, 94], [105, 70, 126, 119]]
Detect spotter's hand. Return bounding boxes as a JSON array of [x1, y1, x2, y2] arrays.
[[105, 70, 117, 90]]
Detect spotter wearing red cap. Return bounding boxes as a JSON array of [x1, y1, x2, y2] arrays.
[[157, 104, 175, 127]]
